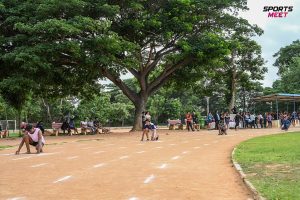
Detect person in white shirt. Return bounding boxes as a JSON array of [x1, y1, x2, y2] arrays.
[[15, 124, 45, 154]]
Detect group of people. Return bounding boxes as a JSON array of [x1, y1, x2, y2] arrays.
[[141, 111, 159, 141]]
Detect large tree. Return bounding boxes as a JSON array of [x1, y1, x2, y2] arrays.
[[0, 0, 259, 130]]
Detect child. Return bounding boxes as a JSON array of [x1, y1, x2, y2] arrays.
[[141, 120, 159, 141]]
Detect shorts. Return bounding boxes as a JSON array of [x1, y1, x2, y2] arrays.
[[30, 142, 39, 146], [30, 142, 44, 146]]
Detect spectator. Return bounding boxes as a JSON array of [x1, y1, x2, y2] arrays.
[[214, 111, 220, 130], [186, 112, 195, 131]]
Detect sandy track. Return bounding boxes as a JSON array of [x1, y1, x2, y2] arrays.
[[0, 127, 297, 200]]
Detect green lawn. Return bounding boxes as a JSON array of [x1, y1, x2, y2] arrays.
[[234, 132, 300, 200]]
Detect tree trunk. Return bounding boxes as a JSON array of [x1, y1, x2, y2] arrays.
[[131, 96, 147, 131], [18, 110, 22, 137], [228, 51, 237, 113]]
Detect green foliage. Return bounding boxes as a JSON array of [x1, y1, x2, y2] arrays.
[[274, 40, 300, 75]]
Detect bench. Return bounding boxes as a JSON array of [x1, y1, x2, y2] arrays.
[[51, 122, 63, 136], [81, 122, 110, 135], [168, 119, 183, 130]]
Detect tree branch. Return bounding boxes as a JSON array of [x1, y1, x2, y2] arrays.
[[148, 56, 194, 95], [101, 68, 138, 103]]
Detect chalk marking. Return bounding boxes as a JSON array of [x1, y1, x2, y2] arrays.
[[94, 151, 105, 154], [12, 156, 32, 161], [67, 156, 78, 160], [182, 151, 189, 154], [144, 174, 155, 184], [120, 156, 129, 160], [93, 163, 106, 168], [129, 197, 139, 200], [193, 147, 201, 149], [37, 152, 60, 157], [136, 151, 145, 154], [158, 163, 167, 169], [53, 175, 72, 183], [171, 156, 180, 160], [81, 147, 94, 150], [7, 197, 26, 200], [31, 163, 48, 168], [0, 153, 15, 156], [155, 147, 162, 149]]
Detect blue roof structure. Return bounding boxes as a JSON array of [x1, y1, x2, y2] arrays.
[[253, 93, 300, 102]]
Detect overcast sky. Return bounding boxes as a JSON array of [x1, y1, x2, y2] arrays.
[[240, 0, 300, 87]]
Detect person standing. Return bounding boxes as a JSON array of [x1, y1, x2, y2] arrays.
[[234, 113, 241, 131], [224, 112, 230, 130], [267, 113, 273, 128], [214, 111, 220, 130], [186, 112, 194, 131]]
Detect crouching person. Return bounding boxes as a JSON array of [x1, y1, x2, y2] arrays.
[[15, 124, 45, 154]]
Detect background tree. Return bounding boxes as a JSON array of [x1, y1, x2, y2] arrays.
[[273, 40, 300, 75]]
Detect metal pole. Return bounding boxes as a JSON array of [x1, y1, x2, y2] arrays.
[[276, 98, 279, 120], [294, 98, 296, 112]]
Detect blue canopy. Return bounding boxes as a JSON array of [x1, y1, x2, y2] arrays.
[[253, 93, 300, 102]]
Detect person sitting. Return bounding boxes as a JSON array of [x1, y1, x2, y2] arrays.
[[61, 120, 69, 135], [87, 119, 96, 134], [281, 115, 291, 131], [15, 124, 45, 154]]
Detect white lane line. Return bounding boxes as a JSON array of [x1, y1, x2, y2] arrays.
[[12, 156, 32, 161], [81, 147, 94, 150], [52, 147, 63, 149], [144, 174, 155, 184], [193, 147, 201, 149], [120, 156, 129, 160], [93, 163, 106, 168], [136, 151, 145, 154], [171, 156, 180, 160], [53, 175, 72, 183], [182, 151, 189, 154], [155, 147, 162, 149], [156, 141, 163, 143], [129, 197, 139, 200], [67, 156, 78, 160], [0, 153, 15, 156], [94, 151, 105, 154], [31, 163, 48, 168], [37, 152, 60, 156], [203, 144, 210, 146], [158, 163, 167, 169], [7, 197, 26, 200]]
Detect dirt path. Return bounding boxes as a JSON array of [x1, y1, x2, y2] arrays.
[[0, 127, 298, 200]]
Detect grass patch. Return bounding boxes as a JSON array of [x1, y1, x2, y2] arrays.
[[234, 132, 300, 200], [0, 145, 13, 149]]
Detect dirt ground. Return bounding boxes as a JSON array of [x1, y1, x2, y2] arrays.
[[0, 127, 298, 200]]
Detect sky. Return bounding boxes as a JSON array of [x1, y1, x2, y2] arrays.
[[240, 0, 300, 87]]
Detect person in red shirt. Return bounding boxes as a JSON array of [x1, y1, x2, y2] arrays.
[[186, 112, 195, 131]]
